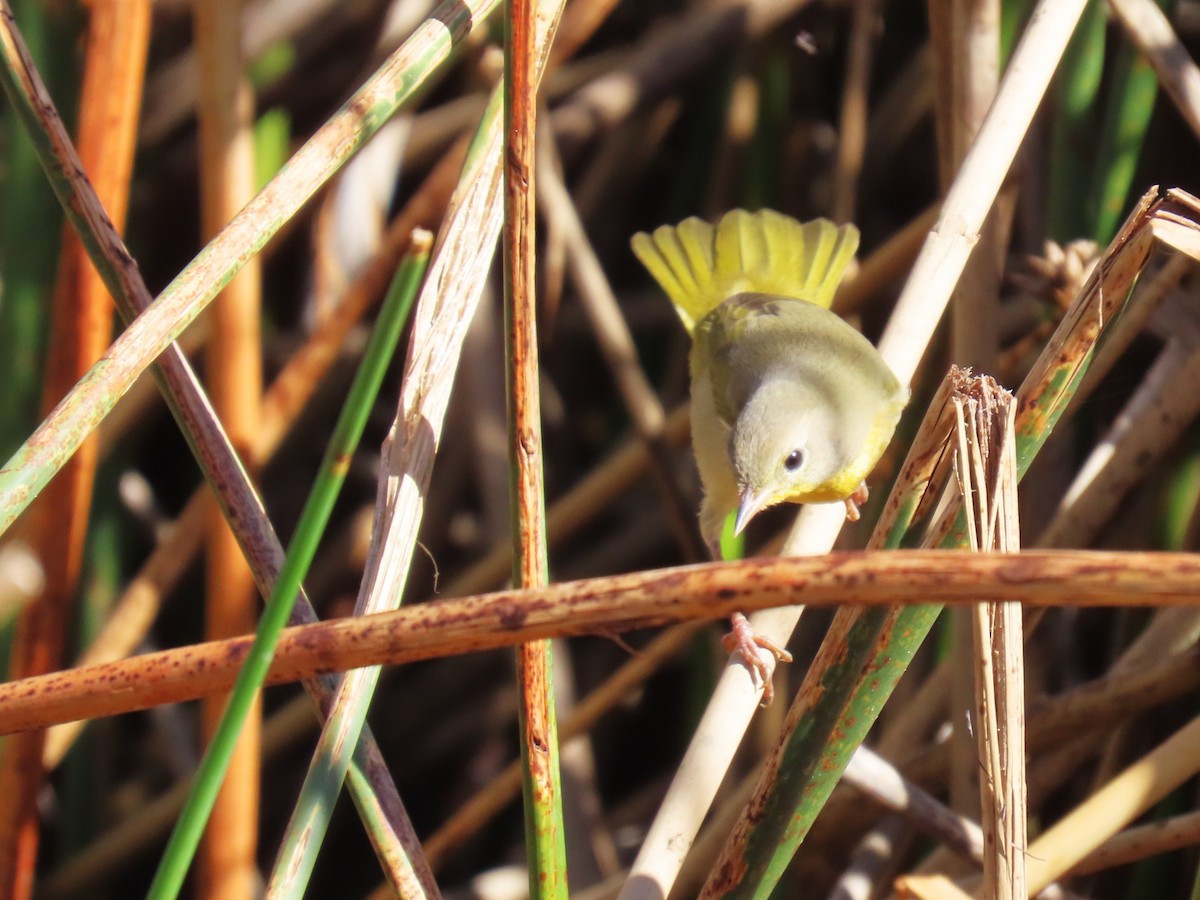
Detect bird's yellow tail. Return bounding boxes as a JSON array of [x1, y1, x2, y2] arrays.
[[631, 209, 860, 333]]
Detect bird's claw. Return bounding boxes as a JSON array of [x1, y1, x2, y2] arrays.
[[843, 482, 870, 522], [722, 612, 793, 705]]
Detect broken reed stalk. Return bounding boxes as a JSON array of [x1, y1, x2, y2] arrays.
[[953, 378, 1026, 899]]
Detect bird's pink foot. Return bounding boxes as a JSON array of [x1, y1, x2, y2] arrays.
[[722, 612, 793, 705], [843, 482, 870, 522]]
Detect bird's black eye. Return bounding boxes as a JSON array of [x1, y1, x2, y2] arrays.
[[784, 449, 803, 471]]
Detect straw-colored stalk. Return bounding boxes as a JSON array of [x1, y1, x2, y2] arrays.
[[831, 0, 880, 224], [929, 0, 1007, 822]]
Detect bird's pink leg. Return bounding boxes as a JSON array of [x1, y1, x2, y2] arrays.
[[707, 526, 792, 704], [844, 482, 870, 522], [722, 612, 793, 705]]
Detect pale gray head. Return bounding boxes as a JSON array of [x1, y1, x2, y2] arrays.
[[728, 379, 842, 534]]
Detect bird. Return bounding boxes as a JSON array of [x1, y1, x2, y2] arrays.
[[631, 208, 908, 698]]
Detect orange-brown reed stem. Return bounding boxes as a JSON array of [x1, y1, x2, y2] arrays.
[[193, 0, 263, 895], [0, 551, 1196, 739], [0, 3, 150, 896], [505, 0, 567, 889]]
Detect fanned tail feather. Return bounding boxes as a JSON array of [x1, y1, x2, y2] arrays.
[[631, 209, 860, 332]]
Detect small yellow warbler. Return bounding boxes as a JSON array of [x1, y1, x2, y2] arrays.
[[632, 209, 908, 696], [632, 208, 907, 551]]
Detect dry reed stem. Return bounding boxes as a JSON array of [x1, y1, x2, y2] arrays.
[[953, 379, 1025, 900], [283, 9, 562, 894], [930, 0, 1005, 822], [504, 0, 566, 885], [1024, 712, 1200, 893], [41, 148, 461, 770], [843, 745, 984, 866], [193, 1, 263, 893], [420, 622, 706, 871], [536, 129, 703, 560], [1039, 310, 1200, 547], [75, 598, 1200, 895], [831, 0, 879, 224], [0, 550, 1196, 736], [1072, 809, 1200, 875], [0, 2, 150, 894]]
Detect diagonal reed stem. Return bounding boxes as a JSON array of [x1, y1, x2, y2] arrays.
[[146, 237, 433, 898]]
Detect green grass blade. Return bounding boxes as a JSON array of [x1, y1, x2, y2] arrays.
[[0, 0, 74, 461], [1046, 0, 1106, 241], [146, 242, 431, 898], [263, 242, 431, 898], [1089, 0, 1174, 244]]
